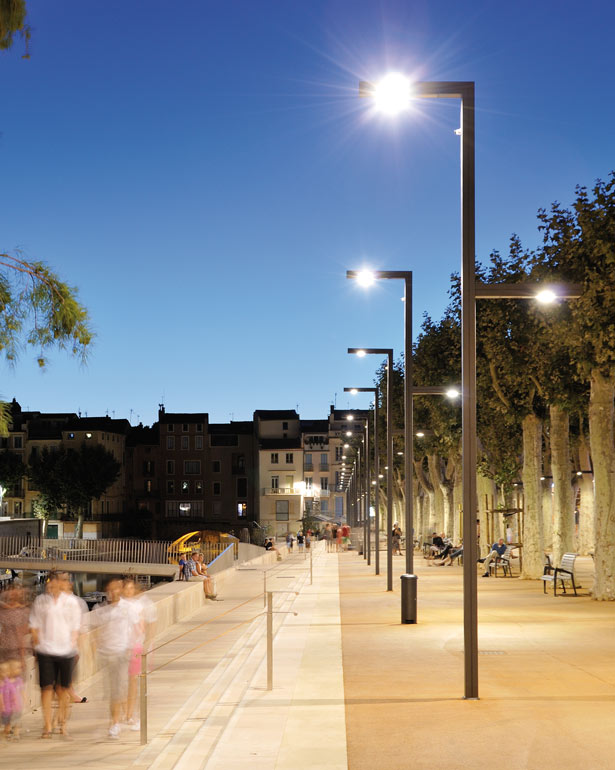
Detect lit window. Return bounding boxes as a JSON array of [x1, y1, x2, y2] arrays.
[[85, 433, 93, 439], [195, 480, 203, 494], [237, 502, 247, 518], [67, 434, 74, 441], [181, 480, 189, 494]]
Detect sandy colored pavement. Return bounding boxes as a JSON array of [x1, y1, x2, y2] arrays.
[[339, 551, 615, 770]]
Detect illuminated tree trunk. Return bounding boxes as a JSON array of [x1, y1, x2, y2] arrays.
[[521, 413, 544, 579], [550, 405, 574, 566], [577, 435, 595, 555], [588, 371, 615, 600]]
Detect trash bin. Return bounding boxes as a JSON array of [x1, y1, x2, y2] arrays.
[[400, 573, 418, 624]]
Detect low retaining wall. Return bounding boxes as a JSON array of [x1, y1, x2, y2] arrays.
[[23, 544, 283, 712]]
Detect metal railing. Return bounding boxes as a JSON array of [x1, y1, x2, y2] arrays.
[[261, 487, 301, 495], [0, 536, 176, 564]]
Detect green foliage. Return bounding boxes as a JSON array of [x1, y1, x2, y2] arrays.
[[536, 173, 615, 379], [0, 449, 25, 492], [0, 252, 93, 366], [0, 0, 30, 55], [28, 444, 121, 519]]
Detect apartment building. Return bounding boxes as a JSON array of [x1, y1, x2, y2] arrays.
[[254, 410, 303, 539]]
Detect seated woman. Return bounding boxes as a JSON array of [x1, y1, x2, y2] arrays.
[[194, 553, 217, 599]]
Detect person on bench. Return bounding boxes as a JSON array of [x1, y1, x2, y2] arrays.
[[432, 544, 463, 566], [478, 538, 507, 577], [426, 532, 445, 559]]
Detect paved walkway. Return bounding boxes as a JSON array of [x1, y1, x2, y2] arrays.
[[2, 547, 614, 769], [340, 551, 615, 770]]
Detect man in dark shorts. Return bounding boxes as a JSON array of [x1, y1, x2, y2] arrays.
[[29, 571, 85, 738]]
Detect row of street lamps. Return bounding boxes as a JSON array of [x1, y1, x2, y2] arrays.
[[338, 74, 582, 700]]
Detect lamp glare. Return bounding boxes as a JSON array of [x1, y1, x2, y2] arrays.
[[356, 270, 375, 287], [373, 72, 412, 115], [536, 289, 557, 304], [446, 388, 460, 399], [356, 349, 367, 358]]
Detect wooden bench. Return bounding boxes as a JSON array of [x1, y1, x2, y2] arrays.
[[541, 553, 578, 596], [488, 546, 516, 577]]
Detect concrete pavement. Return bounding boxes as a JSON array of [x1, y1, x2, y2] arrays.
[[2, 546, 614, 769]]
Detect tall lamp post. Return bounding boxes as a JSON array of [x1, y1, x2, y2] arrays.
[[357, 76, 582, 697], [345, 386, 379, 573], [348, 347, 394, 591]]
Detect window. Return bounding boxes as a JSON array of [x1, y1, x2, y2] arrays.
[[182, 423, 188, 432], [143, 461, 155, 475], [195, 480, 203, 494], [184, 461, 201, 474], [167, 480, 175, 494], [13, 436, 23, 449], [145, 480, 152, 493], [335, 446, 343, 461], [233, 454, 246, 473], [335, 497, 344, 516], [212, 460, 221, 473], [304, 453, 312, 468], [181, 480, 189, 494], [195, 435, 203, 450], [275, 500, 289, 521], [282, 422, 288, 430], [212, 501, 223, 517], [213, 482, 221, 496], [196, 423, 203, 432], [237, 502, 247, 518], [167, 436, 175, 450], [168, 424, 174, 432], [85, 432, 93, 439], [321, 477, 328, 490], [236, 477, 247, 497], [285, 453, 293, 464], [181, 436, 189, 450], [305, 477, 313, 490], [321, 500, 329, 515], [335, 471, 341, 486], [67, 433, 75, 441], [271, 476, 279, 490], [167, 460, 175, 474], [271, 453, 278, 464], [320, 453, 328, 468]]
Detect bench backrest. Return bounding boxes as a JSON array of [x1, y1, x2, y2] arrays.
[[560, 553, 577, 572]]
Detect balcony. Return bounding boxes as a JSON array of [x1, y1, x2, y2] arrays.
[[303, 463, 314, 472], [319, 463, 329, 472], [261, 487, 301, 496]]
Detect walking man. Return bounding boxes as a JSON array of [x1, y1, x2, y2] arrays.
[[29, 571, 86, 739]]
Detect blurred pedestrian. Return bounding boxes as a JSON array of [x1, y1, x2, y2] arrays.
[[1, 658, 24, 740], [29, 571, 85, 739], [0, 585, 30, 667], [90, 578, 142, 739], [123, 577, 157, 731]]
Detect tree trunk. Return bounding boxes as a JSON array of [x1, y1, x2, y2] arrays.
[[577, 434, 595, 555], [521, 413, 544, 579], [588, 370, 615, 600], [477, 475, 495, 558], [550, 405, 574, 566], [75, 510, 84, 539], [541, 485, 553, 551], [428, 454, 450, 536]]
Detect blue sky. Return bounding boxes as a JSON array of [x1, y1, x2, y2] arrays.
[[1, 0, 613, 424]]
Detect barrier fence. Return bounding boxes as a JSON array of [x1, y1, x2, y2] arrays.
[[0, 536, 235, 567]]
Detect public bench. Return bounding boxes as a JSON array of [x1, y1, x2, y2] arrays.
[[541, 552, 578, 596], [488, 546, 517, 577]]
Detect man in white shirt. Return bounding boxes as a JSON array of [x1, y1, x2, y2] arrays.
[[29, 571, 86, 738], [90, 578, 142, 739]]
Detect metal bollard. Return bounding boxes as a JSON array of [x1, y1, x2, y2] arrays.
[[310, 549, 313, 585], [140, 652, 148, 745], [266, 591, 273, 690]]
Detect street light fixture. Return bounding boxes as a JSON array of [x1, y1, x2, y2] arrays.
[[345, 386, 380, 573], [349, 347, 394, 590], [358, 77, 582, 698]]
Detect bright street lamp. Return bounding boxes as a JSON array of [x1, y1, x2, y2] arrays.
[[345, 386, 380, 573], [349, 347, 394, 591]]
